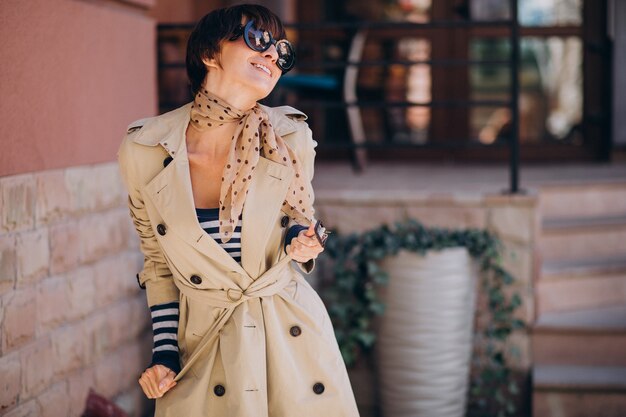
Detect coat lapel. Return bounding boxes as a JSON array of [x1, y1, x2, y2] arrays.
[[135, 102, 302, 282], [240, 156, 294, 279], [142, 140, 250, 278]]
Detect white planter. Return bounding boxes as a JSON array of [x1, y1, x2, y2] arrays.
[[374, 247, 478, 417]]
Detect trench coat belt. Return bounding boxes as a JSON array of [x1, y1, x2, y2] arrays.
[[172, 255, 294, 382]]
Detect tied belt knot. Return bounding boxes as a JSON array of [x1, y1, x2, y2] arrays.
[[174, 256, 294, 308], [172, 256, 294, 381]]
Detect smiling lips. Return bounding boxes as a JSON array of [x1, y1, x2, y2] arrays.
[[252, 62, 272, 76]]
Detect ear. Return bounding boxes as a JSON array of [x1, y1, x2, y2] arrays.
[[202, 55, 219, 70]]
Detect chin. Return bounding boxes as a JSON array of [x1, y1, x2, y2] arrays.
[[255, 89, 275, 102], [249, 80, 278, 99]]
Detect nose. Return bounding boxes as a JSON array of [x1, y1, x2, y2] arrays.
[[263, 43, 279, 64]]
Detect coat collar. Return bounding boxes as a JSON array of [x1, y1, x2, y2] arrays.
[[128, 102, 308, 158], [129, 102, 304, 282]]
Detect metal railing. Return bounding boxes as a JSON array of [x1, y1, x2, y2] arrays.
[[157, 0, 521, 193]]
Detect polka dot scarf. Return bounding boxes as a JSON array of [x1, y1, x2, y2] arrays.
[[189, 89, 314, 243]]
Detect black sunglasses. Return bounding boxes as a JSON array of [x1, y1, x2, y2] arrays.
[[229, 20, 296, 74]]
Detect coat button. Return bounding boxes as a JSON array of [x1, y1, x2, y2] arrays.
[[190, 275, 202, 285], [280, 215, 289, 227], [289, 325, 301, 337], [313, 382, 325, 394], [214, 384, 226, 396], [157, 223, 167, 236]]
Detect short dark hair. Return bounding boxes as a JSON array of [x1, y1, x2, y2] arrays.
[[186, 4, 287, 96]]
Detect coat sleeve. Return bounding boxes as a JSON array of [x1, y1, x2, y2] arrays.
[[288, 120, 318, 274], [117, 134, 180, 307]]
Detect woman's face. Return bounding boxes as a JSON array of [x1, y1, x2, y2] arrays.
[[202, 17, 282, 108]]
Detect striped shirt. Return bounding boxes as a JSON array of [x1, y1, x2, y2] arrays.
[[196, 207, 243, 264], [148, 301, 181, 373], [148, 208, 243, 373]]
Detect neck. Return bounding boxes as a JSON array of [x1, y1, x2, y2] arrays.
[[186, 121, 236, 156], [201, 78, 257, 111]]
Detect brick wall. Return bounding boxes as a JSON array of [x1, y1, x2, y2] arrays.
[[0, 163, 151, 417]]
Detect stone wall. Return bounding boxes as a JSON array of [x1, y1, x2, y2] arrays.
[[1, 0, 158, 411], [314, 191, 539, 416], [0, 162, 149, 417]]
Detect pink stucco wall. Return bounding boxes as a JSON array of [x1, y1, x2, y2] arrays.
[[150, 0, 197, 22], [0, 0, 157, 177]]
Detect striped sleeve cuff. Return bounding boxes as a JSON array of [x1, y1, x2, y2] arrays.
[[148, 300, 181, 374], [284, 224, 309, 254]]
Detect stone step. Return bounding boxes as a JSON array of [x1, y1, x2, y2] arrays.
[[539, 216, 626, 263], [543, 215, 626, 230], [539, 182, 626, 221], [537, 257, 626, 314], [532, 305, 626, 367], [533, 365, 626, 417], [534, 364, 626, 392], [542, 257, 626, 279]]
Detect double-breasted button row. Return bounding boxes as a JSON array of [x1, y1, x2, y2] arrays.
[[157, 223, 167, 236], [214, 384, 225, 396], [213, 381, 321, 396]]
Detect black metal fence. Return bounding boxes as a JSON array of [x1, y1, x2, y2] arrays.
[[157, 0, 521, 193]]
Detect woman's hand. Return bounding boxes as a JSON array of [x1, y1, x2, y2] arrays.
[[287, 222, 324, 263], [138, 364, 177, 399]]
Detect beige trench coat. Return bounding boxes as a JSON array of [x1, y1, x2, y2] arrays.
[[117, 102, 360, 417]]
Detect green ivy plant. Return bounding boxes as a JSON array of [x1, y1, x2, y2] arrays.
[[320, 218, 525, 416]]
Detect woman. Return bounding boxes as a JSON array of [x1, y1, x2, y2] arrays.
[[117, 4, 360, 417]]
